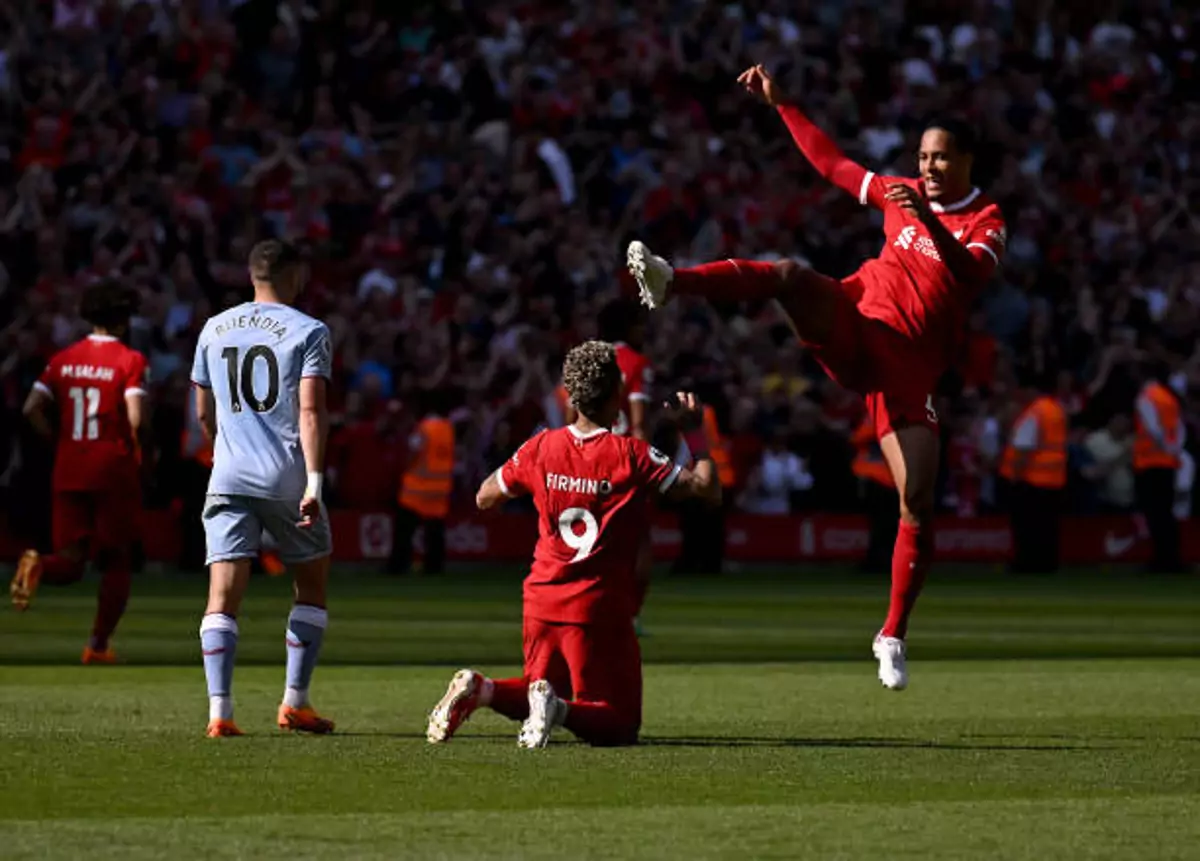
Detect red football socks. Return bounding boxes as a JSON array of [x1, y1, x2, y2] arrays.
[[671, 259, 782, 303], [882, 520, 933, 639], [90, 560, 132, 651], [487, 677, 530, 722], [563, 701, 639, 747], [40, 555, 86, 585]]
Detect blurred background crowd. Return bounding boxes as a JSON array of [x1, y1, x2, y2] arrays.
[[1, 0, 1198, 528]]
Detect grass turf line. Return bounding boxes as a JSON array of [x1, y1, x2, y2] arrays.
[[0, 567, 1198, 859]]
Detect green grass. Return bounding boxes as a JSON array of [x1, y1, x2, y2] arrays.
[[1, 568, 1199, 859]]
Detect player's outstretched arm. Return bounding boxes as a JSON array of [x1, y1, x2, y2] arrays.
[[298, 376, 328, 527], [738, 64, 877, 207], [475, 472, 508, 511], [22, 388, 53, 438], [661, 393, 722, 506], [478, 433, 540, 509]]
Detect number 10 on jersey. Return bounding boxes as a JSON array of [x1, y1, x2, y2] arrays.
[[221, 346, 280, 413]]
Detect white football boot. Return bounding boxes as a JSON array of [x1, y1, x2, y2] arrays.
[[873, 633, 908, 691], [517, 680, 567, 749], [626, 240, 674, 310], [427, 669, 483, 744]]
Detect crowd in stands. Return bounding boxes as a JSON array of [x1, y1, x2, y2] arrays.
[[1, 0, 1198, 526]]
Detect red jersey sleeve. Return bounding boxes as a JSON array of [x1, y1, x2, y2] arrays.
[[34, 357, 57, 400], [627, 356, 652, 402], [124, 350, 150, 397], [630, 438, 682, 495], [497, 431, 544, 497], [776, 105, 902, 211], [963, 206, 1007, 278]]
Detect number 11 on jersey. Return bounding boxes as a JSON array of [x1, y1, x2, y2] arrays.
[[68, 386, 100, 441]]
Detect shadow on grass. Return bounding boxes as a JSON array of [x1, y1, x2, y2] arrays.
[[642, 735, 1097, 751]]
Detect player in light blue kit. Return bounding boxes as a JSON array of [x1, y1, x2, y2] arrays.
[[191, 240, 335, 737]]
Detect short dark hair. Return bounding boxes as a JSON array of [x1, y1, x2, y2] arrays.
[[562, 341, 622, 421], [924, 116, 977, 155], [248, 240, 302, 283], [80, 280, 138, 330], [597, 299, 638, 342]]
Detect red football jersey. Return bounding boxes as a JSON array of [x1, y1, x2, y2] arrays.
[[498, 426, 680, 624], [35, 335, 148, 491], [613, 342, 652, 437], [853, 177, 1006, 366]]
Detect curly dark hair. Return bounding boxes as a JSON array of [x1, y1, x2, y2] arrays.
[[80, 280, 139, 330], [562, 340, 621, 421]]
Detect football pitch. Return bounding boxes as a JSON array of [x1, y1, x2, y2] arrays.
[[1, 567, 1198, 860]]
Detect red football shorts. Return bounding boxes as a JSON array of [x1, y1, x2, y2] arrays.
[[53, 488, 141, 554], [797, 273, 941, 440], [523, 615, 643, 727]]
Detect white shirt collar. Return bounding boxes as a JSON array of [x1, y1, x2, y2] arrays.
[[929, 186, 981, 213], [568, 425, 610, 440], [87, 334, 117, 342]]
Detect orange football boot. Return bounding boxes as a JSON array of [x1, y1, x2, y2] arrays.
[[277, 703, 335, 734], [206, 719, 244, 738], [261, 549, 286, 576], [10, 550, 43, 611], [81, 646, 118, 664]]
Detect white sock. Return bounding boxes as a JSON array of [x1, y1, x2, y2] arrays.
[[209, 695, 233, 722], [283, 687, 308, 708]]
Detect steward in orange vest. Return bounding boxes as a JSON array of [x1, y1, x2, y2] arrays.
[[389, 399, 456, 575], [851, 419, 894, 489], [1001, 385, 1067, 573], [703, 404, 736, 490], [1132, 372, 1184, 572]]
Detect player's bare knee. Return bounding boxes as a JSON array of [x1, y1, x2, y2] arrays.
[[774, 259, 816, 294], [899, 494, 933, 527], [206, 559, 250, 615], [292, 555, 331, 607]]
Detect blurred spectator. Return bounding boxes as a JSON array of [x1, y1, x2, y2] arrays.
[[1083, 413, 1135, 511], [0, 0, 1196, 532], [739, 427, 814, 515]]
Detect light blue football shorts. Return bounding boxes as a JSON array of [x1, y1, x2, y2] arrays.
[[202, 494, 332, 566]]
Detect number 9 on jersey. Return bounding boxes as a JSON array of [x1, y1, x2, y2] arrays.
[[558, 507, 599, 563]]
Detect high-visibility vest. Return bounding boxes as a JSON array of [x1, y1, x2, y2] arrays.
[[1133, 381, 1181, 471], [399, 416, 455, 518], [181, 393, 213, 469], [999, 396, 1066, 489], [703, 405, 736, 488], [850, 419, 893, 488]]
